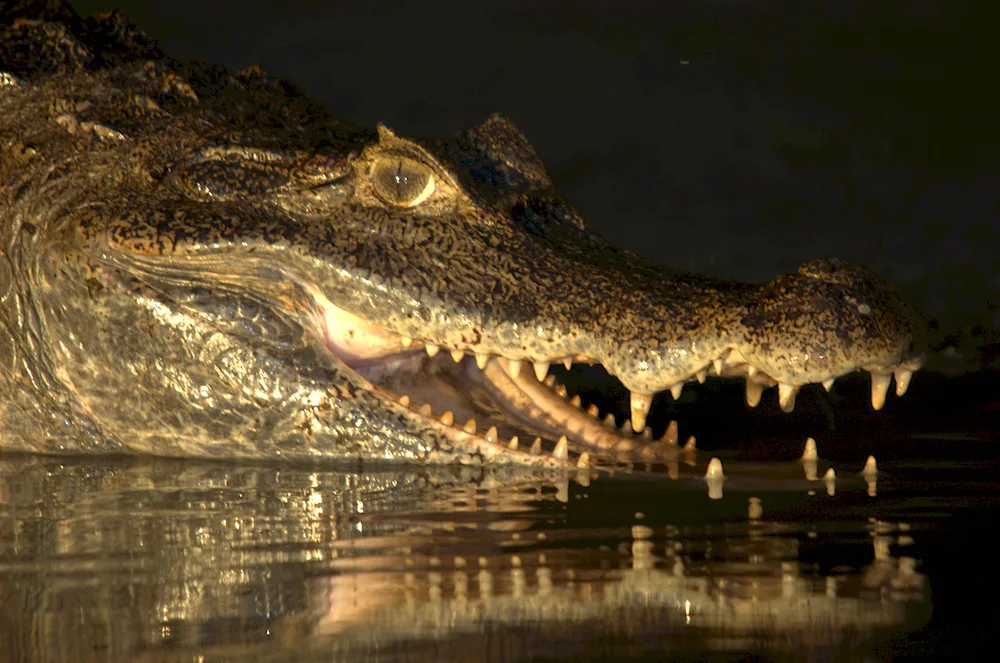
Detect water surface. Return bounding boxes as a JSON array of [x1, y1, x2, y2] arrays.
[[6, 428, 984, 662]]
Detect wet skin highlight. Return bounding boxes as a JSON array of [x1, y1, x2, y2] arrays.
[[0, 2, 925, 466]]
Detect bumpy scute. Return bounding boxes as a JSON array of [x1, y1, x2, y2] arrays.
[[0, 1, 924, 466]]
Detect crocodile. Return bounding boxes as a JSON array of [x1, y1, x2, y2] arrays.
[[0, 1, 925, 467]]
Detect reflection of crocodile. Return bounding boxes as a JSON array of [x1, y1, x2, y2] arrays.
[[0, 457, 930, 661], [0, 2, 924, 465]]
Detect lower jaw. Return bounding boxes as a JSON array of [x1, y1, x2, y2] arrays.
[[357, 353, 684, 466]]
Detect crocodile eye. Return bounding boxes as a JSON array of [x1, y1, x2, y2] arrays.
[[371, 157, 436, 207]]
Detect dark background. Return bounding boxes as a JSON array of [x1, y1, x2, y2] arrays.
[[69, 0, 1000, 376]]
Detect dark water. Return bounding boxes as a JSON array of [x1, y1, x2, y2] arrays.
[[3, 374, 996, 663]]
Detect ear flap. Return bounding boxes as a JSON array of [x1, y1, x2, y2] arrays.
[[462, 113, 552, 191]]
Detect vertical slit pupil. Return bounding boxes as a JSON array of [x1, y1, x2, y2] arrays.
[[395, 161, 408, 197]]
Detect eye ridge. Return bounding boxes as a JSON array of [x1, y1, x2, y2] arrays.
[[372, 155, 436, 207]]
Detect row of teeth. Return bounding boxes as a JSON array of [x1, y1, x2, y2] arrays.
[[402, 337, 917, 430], [395, 393, 592, 469], [539, 373, 697, 453]]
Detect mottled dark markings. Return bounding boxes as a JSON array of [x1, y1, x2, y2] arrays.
[[0, 1, 924, 465]]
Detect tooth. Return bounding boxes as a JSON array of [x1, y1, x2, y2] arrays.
[[398, 394, 411, 407], [485, 426, 498, 443], [893, 367, 913, 397], [553, 435, 568, 459], [747, 365, 758, 377], [508, 436, 519, 450], [870, 372, 891, 410], [777, 383, 799, 412], [746, 380, 764, 407], [621, 419, 632, 432], [419, 403, 432, 415], [862, 455, 877, 476], [801, 437, 818, 461], [533, 361, 550, 381], [603, 413, 616, 428], [426, 344, 441, 357], [661, 420, 678, 444], [642, 427, 652, 439], [463, 418, 477, 434], [555, 481, 569, 503], [683, 435, 697, 452], [822, 378, 835, 392], [577, 452, 591, 469], [439, 411, 455, 426], [713, 359, 723, 375], [401, 336, 413, 348], [476, 353, 490, 369], [555, 384, 568, 398], [586, 404, 600, 417], [569, 395, 582, 408], [508, 359, 523, 379], [530, 437, 542, 454], [704, 457, 724, 479], [450, 349, 464, 363], [669, 383, 683, 400], [695, 369, 707, 384], [543, 375, 556, 388], [563, 358, 573, 370]]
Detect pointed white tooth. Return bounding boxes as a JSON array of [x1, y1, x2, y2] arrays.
[[401, 336, 413, 348], [577, 452, 591, 469], [450, 349, 465, 363], [463, 418, 477, 434], [508, 359, 523, 379], [824, 467, 836, 481], [569, 395, 582, 408], [822, 378, 835, 392], [777, 382, 799, 412], [862, 455, 877, 476], [629, 391, 653, 432], [439, 411, 455, 426], [419, 403, 432, 416], [553, 435, 568, 460], [704, 457, 724, 479], [801, 437, 818, 461], [530, 437, 542, 454], [661, 420, 678, 444], [508, 436, 519, 450], [398, 394, 411, 407], [555, 384, 568, 398], [747, 365, 758, 377], [894, 368, 913, 397], [683, 436, 697, 453], [669, 383, 683, 400], [620, 418, 632, 432], [476, 353, 490, 370], [563, 357, 573, 370], [425, 344, 441, 357], [746, 380, 764, 407], [695, 369, 707, 384], [870, 372, 891, 410], [713, 359, 723, 375], [603, 413, 616, 428], [543, 374, 556, 388], [485, 426, 498, 443], [586, 404, 600, 418], [533, 361, 550, 381]]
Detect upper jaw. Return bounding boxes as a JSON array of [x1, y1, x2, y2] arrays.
[[308, 253, 925, 464]]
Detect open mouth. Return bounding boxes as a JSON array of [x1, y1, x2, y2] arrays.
[[308, 287, 921, 469]]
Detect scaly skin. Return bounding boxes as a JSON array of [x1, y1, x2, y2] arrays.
[[0, 2, 924, 466]]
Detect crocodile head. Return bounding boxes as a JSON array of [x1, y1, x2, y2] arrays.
[[0, 4, 925, 466]]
